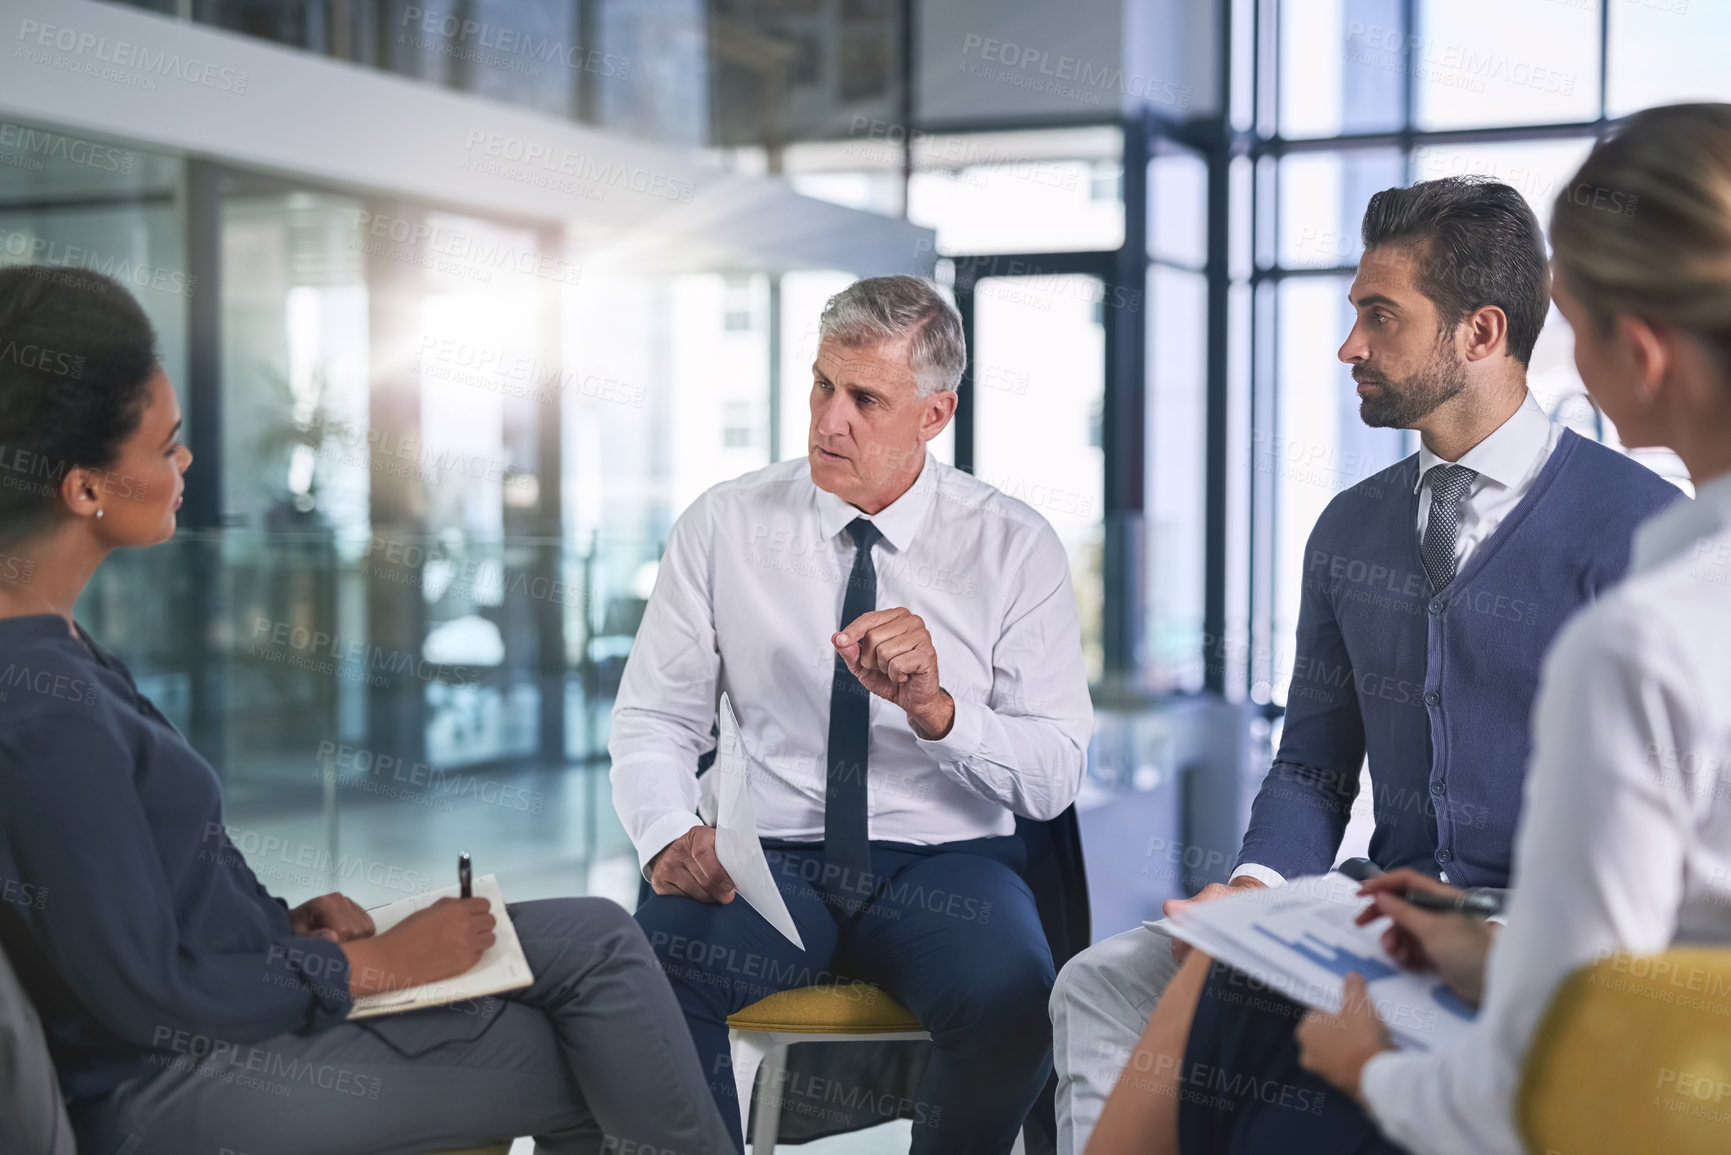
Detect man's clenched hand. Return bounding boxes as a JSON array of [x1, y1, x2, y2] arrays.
[[834, 607, 954, 739], [648, 826, 738, 904]]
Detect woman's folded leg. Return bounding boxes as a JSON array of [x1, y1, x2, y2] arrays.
[[1176, 961, 1410, 1155], [73, 896, 733, 1155]]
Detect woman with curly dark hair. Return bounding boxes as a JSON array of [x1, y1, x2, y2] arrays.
[[0, 265, 734, 1155]]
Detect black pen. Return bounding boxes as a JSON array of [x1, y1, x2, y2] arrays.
[[459, 853, 472, 899], [1399, 886, 1504, 918]]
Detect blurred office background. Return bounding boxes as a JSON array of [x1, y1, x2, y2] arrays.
[[0, 1, 1717, 1144]]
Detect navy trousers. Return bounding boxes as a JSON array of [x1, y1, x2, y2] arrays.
[[1177, 962, 1412, 1155], [635, 837, 1057, 1155]]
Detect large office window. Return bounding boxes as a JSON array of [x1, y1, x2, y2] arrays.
[[1146, 142, 1211, 694], [1251, 0, 1716, 706], [905, 128, 1125, 255], [972, 274, 1107, 680]]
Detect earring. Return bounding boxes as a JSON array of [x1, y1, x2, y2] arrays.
[[96, 509, 104, 519]]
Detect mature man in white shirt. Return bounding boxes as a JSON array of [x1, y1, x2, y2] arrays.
[[612, 275, 1094, 1154]]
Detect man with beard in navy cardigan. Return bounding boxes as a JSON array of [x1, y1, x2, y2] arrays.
[[1050, 176, 1684, 1155]]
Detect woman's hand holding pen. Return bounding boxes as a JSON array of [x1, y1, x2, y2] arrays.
[[1295, 869, 1501, 1103], [1355, 868, 1499, 1010], [340, 898, 496, 998]]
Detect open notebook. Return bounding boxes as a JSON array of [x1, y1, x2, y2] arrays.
[[347, 873, 535, 1019]]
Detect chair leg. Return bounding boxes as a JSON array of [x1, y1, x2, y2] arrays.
[[750, 1042, 788, 1154], [728, 1030, 774, 1147]]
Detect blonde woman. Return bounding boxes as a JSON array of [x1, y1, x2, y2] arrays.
[[1090, 101, 1731, 1155]]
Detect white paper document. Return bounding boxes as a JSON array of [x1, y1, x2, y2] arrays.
[[713, 692, 806, 950], [347, 873, 535, 1019], [1159, 871, 1478, 1051]]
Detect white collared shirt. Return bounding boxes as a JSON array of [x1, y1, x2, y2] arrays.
[[1232, 391, 1563, 889], [1359, 473, 1726, 1155], [1413, 390, 1563, 571], [608, 452, 1094, 873]]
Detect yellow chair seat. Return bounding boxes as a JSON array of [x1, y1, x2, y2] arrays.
[[726, 982, 923, 1035], [1520, 949, 1731, 1155]]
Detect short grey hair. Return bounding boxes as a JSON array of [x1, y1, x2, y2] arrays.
[[817, 275, 966, 397]]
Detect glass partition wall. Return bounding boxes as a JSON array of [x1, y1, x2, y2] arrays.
[[0, 113, 838, 909]]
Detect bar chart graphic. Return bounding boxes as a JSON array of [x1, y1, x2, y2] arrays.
[[1252, 924, 1400, 981], [1166, 870, 1478, 1051]]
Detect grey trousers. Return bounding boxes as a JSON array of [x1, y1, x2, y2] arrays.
[[70, 898, 736, 1155], [1048, 923, 1183, 1155], [1, 943, 76, 1155]]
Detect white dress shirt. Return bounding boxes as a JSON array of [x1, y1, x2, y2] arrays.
[[609, 451, 1094, 873], [1412, 389, 1563, 572], [1359, 471, 1727, 1155], [1232, 391, 1563, 889]]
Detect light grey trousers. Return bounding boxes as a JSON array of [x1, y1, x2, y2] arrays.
[[69, 898, 736, 1155], [1048, 923, 1184, 1155], [2, 942, 76, 1155]]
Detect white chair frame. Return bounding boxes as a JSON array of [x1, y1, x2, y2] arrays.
[[728, 1024, 931, 1153]]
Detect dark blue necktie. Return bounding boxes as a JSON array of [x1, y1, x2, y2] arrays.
[[824, 517, 879, 914]]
